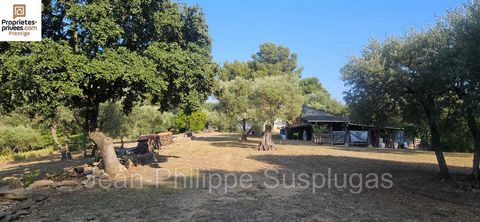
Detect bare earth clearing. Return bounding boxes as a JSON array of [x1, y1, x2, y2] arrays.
[[1, 133, 480, 221]]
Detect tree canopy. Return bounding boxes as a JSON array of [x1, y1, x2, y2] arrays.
[[341, 1, 480, 179]]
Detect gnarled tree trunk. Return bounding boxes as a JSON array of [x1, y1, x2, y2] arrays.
[[89, 131, 126, 178], [259, 123, 275, 151], [50, 122, 71, 160]]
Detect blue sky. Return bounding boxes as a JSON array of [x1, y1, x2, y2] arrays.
[[182, 0, 464, 102]]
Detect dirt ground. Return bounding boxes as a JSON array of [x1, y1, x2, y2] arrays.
[[1, 132, 480, 221]]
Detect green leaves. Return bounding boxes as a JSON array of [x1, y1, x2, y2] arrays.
[[251, 75, 304, 124]]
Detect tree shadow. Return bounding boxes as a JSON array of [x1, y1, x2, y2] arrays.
[[12, 151, 480, 221]]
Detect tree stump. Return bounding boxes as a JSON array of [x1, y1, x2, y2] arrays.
[[89, 131, 126, 178]]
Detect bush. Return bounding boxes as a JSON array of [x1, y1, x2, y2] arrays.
[[99, 102, 175, 139], [204, 110, 237, 132], [0, 125, 43, 153], [173, 110, 208, 132], [126, 106, 174, 137]]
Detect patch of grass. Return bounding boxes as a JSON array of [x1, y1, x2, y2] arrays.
[[0, 146, 55, 162]]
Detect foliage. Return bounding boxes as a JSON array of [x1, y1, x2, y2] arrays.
[[99, 102, 175, 139], [299, 77, 346, 115], [251, 75, 304, 125], [340, 2, 480, 156], [248, 43, 302, 77], [189, 111, 208, 131], [312, 124, 328, 135], [1, 0, 215, 139], [0, 125, 43, 153], [218, 61, 253, 81], [173, 110, 208, 132], [217, 77, 255, 132], [203, 102, 237, 132]]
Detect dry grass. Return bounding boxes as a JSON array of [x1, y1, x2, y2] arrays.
[[2, 132, 480, 221], [0, 147, 56, 163]]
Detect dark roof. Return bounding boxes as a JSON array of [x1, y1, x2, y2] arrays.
[[301, 107, 347, 123]]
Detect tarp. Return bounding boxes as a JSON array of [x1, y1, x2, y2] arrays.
[[350, 131, 368, 143]]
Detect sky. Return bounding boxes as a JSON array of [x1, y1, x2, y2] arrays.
[[182, 0, 465, 102]]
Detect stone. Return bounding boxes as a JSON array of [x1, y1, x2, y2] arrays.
[[32, 193, 49, 202], [18, 200, 35, 210], [8, 179, 23, 189], [55, 186, 82, 193], [2, 189, 30, 200], [54, 180, 80, 187], [0, 211, 8, 219], [27, 180, 54, 190], [0, 185, 10, 194], [0, 214, 13, 222], [14, 210, 30, 216]]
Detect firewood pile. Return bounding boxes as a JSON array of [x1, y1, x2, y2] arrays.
[[136, 132, 173, 153]]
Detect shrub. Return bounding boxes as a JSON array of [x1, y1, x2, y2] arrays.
[[0, 125, 43, 153], [204, 110, 237, 132], [99, 102, 175, 139], [173, 110, 208, 132], [189, 111, 208, 131]]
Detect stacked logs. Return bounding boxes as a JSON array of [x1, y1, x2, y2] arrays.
[[136, 132, 173, 153]]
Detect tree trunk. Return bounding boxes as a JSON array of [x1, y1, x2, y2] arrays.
[[89, 131, 126, 178], [420, 96, 450, 180], [429, 121, 450, 180], [50, 122, 71, 160], [241, 119, 248, 141], [258, 123, 275, 151], [466, 109, 480, 183], [83, 102, 100, 157]]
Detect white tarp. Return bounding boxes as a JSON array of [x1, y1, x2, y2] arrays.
[[350, 131, 368, 143]]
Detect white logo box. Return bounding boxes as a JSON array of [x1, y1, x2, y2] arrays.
[[0, 0, 42, 41]]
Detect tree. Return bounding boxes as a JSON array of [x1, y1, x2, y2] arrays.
[[0, 39, 83, 159], [252, 75, 304, 150], [342, 27, 454, 179], [341, 39, 404, 130], [448, 2, 480, 181], [248, 43, 303, 77], [36, 0, 215, 148], [217, 78, 255, 140], [218, 61, 254, 81], [299, 77, 346, 115]]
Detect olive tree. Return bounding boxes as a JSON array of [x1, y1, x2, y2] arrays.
[[252, 75, 304, 151]]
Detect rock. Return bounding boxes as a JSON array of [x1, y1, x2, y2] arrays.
[[0, 211, 8, 219], [85, 215, 96, 221], [8, 179, 23, 189], [55, 186, 82, 193], [32, 193, 49, 202], [0, 185, 10, 194], [14, 209, 30, 217], [54, 180, 81, 187], [0, 214, 12, 222], [17, 200, 35, 210], [2, 189, 30, 200], [27, 180, 54, 190]]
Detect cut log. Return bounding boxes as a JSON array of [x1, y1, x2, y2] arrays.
[[89, 131, 126, 178]]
